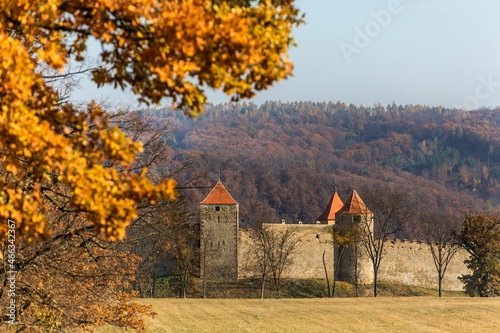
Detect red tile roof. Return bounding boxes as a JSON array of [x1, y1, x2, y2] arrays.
[[200, 181, 238, 205], [337, 190, 372, 214], [317, 191, 344, 221]]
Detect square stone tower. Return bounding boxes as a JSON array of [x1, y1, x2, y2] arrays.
[[200, 181, 239, 280]]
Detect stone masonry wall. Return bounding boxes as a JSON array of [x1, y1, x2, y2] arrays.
[[378, 239, 470, 291], [238, 224, 335, 280], [200, 204, 239, 280], [238, 225, 470, 291]]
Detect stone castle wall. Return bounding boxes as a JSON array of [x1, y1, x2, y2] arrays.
[[378, 239, 470, 291], [238, 224, 335, 279], [237, 225, 470, 291]]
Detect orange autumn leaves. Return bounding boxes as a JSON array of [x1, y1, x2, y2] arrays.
[[56, 0, 299, 116], [0, 0, 299, 240]]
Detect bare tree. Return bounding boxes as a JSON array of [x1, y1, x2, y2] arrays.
[[169, 225, 199, 299], [419, 212, 461, 297], [114, 110, 202, 298], [254, 227, 274, 299], [254, 225, 300, 298], [131, 219, 167, 298], [270, 227, 301, 298], [359, 185, 411, 297]]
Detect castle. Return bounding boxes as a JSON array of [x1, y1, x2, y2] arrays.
[[199, 181, 469, 291]]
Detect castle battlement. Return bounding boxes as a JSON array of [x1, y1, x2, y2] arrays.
[[387, 238, 425, 246], [386, 238, 457, 249]]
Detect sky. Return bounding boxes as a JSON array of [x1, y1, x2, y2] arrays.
[[75, 0, 500, 110]]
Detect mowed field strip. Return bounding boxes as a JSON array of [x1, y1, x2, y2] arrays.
[[108, 297, 500, 333]]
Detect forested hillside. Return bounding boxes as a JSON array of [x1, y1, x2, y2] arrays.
[[140, 102, 500, 238]]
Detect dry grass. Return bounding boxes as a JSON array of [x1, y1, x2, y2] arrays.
[[101, 297, 500, 333]]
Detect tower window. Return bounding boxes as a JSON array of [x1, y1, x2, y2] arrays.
[[215, 206, 220, 211]]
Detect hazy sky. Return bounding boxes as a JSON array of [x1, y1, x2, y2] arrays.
[[76, 0, 500, 110]]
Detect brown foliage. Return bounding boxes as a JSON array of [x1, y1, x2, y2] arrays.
[[0, 209, 156, 332]]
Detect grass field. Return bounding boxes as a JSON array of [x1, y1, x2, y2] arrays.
[[103, 297, 500, 333]]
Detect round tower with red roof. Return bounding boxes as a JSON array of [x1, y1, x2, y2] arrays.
[[334, 190, 375, 285], [200, 181, 239, 280]]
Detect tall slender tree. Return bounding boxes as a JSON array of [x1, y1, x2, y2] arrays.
[[359, 185, 411, 297], [419, 212, 461, 297]]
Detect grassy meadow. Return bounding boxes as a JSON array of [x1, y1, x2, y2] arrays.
[[102, 297, 500, 333]]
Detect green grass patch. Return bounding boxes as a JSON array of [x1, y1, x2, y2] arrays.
[[143, 276, 467, 299]]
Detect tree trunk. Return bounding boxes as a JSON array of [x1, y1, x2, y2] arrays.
[[202, 249, 207, 298], [260, 274, 266, 299], [202, 275, 207, 299], [137, 281, 144, 298], [181, 268, 188, 299], [333, 247, 345, 297], [438, 274, 443, 297], [322, 251, 331, 297], [151, 270, 157, 298], [373, 270, 378, 297], [354, 247, 359, 297]]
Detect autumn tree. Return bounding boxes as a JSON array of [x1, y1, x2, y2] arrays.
[[456, 212, 500, 297], [101, 110, 196, 299], [115, 111, 205, 299], [0, 111, 188, 332], [0, 206, 156, 333], [0, 0, 302, 241], [0, 1, 301, 330], [0, 110, 199, 331], [418, 212, 461, 297], [328, 223, 361, 297], [359, 185, 411, 297]]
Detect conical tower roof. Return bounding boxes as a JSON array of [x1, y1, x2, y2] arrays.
[[317, 191, 344, 222], [200, 181, 238, 205], [337, 190, 372, 214]]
